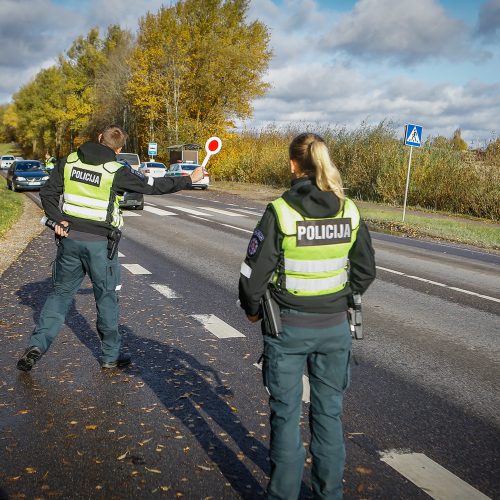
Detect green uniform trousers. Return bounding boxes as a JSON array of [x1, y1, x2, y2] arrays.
[[262, 313, 352, 500], [29, 237, 121, 363]]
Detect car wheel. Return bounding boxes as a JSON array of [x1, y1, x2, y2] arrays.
[[202, 186, 208, 190], [136, 201, 144, 210]]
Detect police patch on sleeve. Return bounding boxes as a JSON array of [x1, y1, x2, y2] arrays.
[[247, 229, 265, 257]]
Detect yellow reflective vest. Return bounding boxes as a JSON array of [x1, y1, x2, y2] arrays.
[[271, 196, 360, 296], [62, 152, 123, 228]]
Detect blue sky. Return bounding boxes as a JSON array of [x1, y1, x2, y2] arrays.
[[1, 0, 499, 145]]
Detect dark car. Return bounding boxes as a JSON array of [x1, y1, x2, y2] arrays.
[[7, 160, 50, 191], [116, 153, 144, 210]]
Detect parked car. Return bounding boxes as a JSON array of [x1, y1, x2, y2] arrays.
[[116, 152, 144, 210], [139, 161, 168, 178], [1, 155, 15, 170], [6, 160, 50, 191], [167, 161, 209, 189]]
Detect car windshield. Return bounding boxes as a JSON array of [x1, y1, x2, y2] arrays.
[[15, 161, 43, 171], [146, 163, 166, 169], [2, 156, 15, 160], [181, 165, 198, 171], [117, 153, 140, 166]]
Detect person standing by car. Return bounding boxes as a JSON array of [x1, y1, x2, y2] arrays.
[[239, 133, 376, 499], [44, 152, 56, 171], [17, 124, 203, 372]]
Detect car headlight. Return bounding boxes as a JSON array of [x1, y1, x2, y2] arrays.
[[41, 176, 49, 180], [16, 176, 27, 181]]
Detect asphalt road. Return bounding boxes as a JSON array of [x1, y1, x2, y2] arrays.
[[0, 188, 498, 499]]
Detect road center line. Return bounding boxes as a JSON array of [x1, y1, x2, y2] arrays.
[[121, 264, 152, 275], [191, 314, 245, 338], [380, 450, 491, 500], [196, 206, 247, 217], [150, 283, 181, 298], [377, 266, 500, 303], [143, 206, 178, 216]]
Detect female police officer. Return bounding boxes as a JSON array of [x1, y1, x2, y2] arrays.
[[239, 133, 376, 499]]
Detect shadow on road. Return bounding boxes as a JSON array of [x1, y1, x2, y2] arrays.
[[16, 278, 270, 498]]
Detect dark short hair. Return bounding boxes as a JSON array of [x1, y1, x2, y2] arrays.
[[100, 125, 128, 150]]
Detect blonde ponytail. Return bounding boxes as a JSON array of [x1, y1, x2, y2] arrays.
[[289, 133, 345, 201], [310, 141, 345, 201]]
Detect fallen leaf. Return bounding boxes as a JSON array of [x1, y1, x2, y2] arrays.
[[85, 425, 97, 430], [145, 467, 161, 474], [25, 467, 36, 474], [197, 465, 212, 471], [160, 486, 171, 491], [138, 438, 152, 446], [355, 466, 373, 475], [117, 451, 129, 461], [17, 410, 30, 415]]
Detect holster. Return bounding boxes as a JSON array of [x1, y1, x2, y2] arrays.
[[261, 289, 283, 337], [107, 229, 122, 260]]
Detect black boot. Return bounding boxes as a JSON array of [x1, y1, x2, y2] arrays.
[[17, 347, 42, 372], [101, 354, 132, 369]]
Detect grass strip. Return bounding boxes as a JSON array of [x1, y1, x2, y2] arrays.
[[0, 179, 23, 239]]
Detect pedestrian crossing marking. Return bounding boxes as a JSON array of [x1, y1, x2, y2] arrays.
[[121, 264, 151, 275], [118, 252, 125, 258], [196, 206, 247, 217], [143, 206, 178, 216], [380, 450, 491, 500], [164, 205, 215, 216], [229, 208, 264, 216], [150, 283, 181, 298], [191, 314, 245, 338], [122, 211, 141, 217]]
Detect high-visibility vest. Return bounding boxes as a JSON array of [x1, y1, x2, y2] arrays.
[[45, 157, 55, 169], [271, 196, 360, 296], [62, 152, 123, 228]]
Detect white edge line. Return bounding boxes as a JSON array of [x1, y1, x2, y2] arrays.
[[376, 266, 500, 303]]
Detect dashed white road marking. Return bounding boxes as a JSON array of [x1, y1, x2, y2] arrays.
[[122, 211, 141, 217], [150, 283, 181, 298], [165, 205, 215, 216], [121, 264, 151, 275], [144, 201, 157, 206], [377, 266, 500, 303], [196, 206, 247, 217], [380, 450, 491, 500], [229, 208, 263, 216], [253, 363, 310, 403], [191, 314, 245, 338], [143, 206, 178, 216], [118, 251, 125, 258]]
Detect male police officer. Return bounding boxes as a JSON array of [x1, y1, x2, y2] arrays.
[[17, 125, 203, 371]]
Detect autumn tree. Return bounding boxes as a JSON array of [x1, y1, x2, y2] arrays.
[[128, 0, 271, 156]]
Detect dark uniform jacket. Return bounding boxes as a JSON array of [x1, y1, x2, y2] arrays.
[[41, 141, 192, 238], [239, 177, 376, 316]]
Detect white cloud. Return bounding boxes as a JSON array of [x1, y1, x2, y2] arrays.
[[320, 0, 471, 64], [246, 62, 500, 142]]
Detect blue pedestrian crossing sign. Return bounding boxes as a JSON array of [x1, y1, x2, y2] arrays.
[[404, 124, 423, 147]]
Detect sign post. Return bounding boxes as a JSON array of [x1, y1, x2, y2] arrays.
[[148, 142, 158, 161], [201, 137, 222, 169], [402, 124, 423, 222]]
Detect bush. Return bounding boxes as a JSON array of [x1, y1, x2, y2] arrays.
[[210, 122, 499, 220]]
